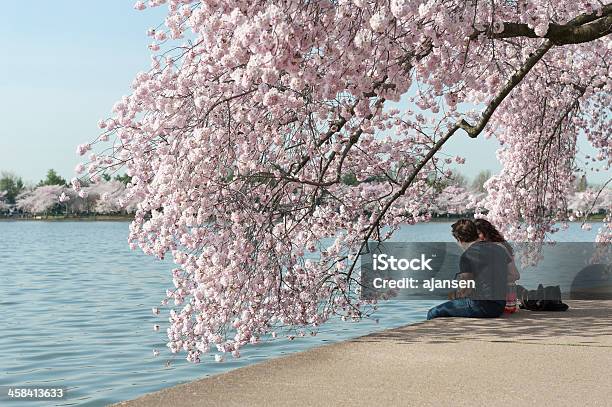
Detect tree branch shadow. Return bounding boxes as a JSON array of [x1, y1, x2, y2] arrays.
[[351, 300, 612, 345]]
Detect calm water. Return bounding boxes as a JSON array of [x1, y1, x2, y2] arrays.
[[0, 221, 602, 406]]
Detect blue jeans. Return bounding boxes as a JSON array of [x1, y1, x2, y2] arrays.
[[427, 298, 506, 320]]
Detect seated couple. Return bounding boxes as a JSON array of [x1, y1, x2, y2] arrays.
[[427, 218, 520, 320]]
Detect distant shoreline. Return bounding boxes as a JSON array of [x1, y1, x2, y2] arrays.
[[428, 214, 607, 222], [0, 215, 134, 222], [0, 214, 606, 222]]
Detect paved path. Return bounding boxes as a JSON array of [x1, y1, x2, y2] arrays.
[[112, 301, 612, 406]]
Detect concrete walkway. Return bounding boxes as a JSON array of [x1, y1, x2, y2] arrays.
[[112, 301, 612, 406]]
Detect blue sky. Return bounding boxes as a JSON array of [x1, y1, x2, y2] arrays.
[[0, 1, 165, 184], [0, 2, 605, 185]]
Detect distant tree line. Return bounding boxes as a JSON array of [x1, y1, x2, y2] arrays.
[[0, 169, 134, 217], [0, 169, 607, 219]]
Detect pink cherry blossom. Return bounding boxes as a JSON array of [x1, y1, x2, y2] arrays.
[[59, 192, 70, 203], [74, 1, 611, 363], [76, 143, 91, 156], [74, 163, 85, 174]]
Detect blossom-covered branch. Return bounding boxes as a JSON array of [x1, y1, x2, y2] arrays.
[[470, 4, 612, 45], [75, 1, 610, 363]]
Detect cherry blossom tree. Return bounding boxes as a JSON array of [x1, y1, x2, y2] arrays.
[[75, 1, 611, 362], [16, 185, 65, 215], [86, 180, 138, 214], [11, 181, 139, 216], [432, 185, 484, 216], [0, 190, 9, 213], [567, 185, 612, 220]]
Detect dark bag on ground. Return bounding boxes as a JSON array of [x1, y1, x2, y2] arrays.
[[517, 284, 569, 311]]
